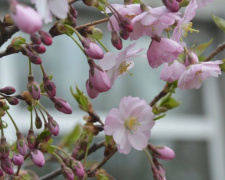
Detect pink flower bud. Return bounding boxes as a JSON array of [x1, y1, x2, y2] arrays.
[[83, 39, 104, 59], [43, 74, 56, 98], [50, 97, 73, 114], [1, 158, 14, 175], [61, 164, 74, 180], [31, 44, 46, 54], [0, 167, 4, 177], [5, 96, 19, 105], [89, 67, 111, 93], [12, 154, 24, 166], [0, 86, 16, 95], [10, 2, 42, 34], [38, 30, 52, 46], [111, 31, 123, 50], [120, 19, 133, 32], [155, 146, 175, 160], [162, 0, 180, 12], [47, 116, 59, 136], [69, 5, 78, 18], [119, 29, 130, 40], [73, 161, 85, 178], [27, 75, 41, 100], [30, 150, 45, 167], [25, 49, 42, 64], [16, 132, 28, 156], [30, 33, 42, 44], [0, 138, 10, 158], [86, 80, 99, 99], [27, 129, 36, 150]]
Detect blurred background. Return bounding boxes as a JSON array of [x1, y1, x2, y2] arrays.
[[0, 0, 225, 179]]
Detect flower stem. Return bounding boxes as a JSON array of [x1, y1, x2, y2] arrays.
[[35, 106, 47, 124], [40, 64, 46, 75], [52, 145, 70, 158], [144, 148, 154, 167], [66, 33, 85, 55], [5, 110, 19, 132], [35, 101, 49, 116], [28, 60, 32, 75], [0, 118, 4, 137], [30, 107, 33, 130], [52, 152, 63, 164], [83, 135, 91, 167], [96, 39, 109, 52]]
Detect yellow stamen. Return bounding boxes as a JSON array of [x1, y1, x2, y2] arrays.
[[182, 22, 199, 37], [118, 61, 133, 76], [125, 117, 140, 131]]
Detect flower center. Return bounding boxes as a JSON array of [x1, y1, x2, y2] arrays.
[[182, 22, 199, 37], [118, 61, 132, 76], [125, 116, 140, 131], [196, 70, 203, 82]]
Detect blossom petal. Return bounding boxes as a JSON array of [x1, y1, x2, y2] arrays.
[[128, 131, 148, 150], [48, 0, 69, 19]]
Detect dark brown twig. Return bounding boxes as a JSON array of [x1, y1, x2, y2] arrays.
[[150, 83, 169, 107], [204, 42, 225, 62]]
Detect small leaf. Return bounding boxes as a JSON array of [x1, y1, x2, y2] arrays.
[[193, 39, 213, 56], [37, 129, 51, 143], [212, 14, 225, 33], [132, 0, 141, 4], [154, 113, 166, 121]]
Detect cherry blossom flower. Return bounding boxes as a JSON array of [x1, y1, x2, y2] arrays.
[[130, 6, 180, 40], [197, 0, 214, 7], [178, 60, 222, 90], [107, 4, 142, 32], [160, 60, 186, 83], [172, 0, 198, 42], [147, 37, 184, 68], [10, 2, 42, 34], [104, 96, 155, 154], [31, 0, 69, 24], [99, 43, 144, 85]]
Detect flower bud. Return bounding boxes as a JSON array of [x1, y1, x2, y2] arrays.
[[10, 2, 42, 34], [16, 132, 28, 156], [0, 167, 4, 177], [50, 97, 72, 114], [0, 86, 16, 95], [1, 158, 14, 175], [162, 0, 180, 12], [111, 31, 122, 50], [27, 129, 36, 150], [155, 146, 175, 160], [61, 164, 74, 180], [5, 96, 19, 105], [86, 80, 99, 99], [35, 114, 42, 129], [67, 14, 77, 28], [38, 30, 52, 46], [119, 29, 130, 40], [30, 150, 45, 167], [3, 14, 14, 26], [95, 169, 112, 180], [47, 116, 59, 136], [72, 161, 85, 178], [31, 44, 46, 54], [89, 61, 111, 92], [30, 33, 42, 45], [43, 74, 56, 98], [25, 49, 42, 64], [27, 75, 41, 100], [12, 154, 24, 166], [16, 91, 33, 106], [82, 38, 104, 59], [0, 138, 10, 158], [120, 19, 133, 32], [69, 5, 78, 18]]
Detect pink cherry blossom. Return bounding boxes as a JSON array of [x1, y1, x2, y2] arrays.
[[99, 43, 144, 85], [107, 4, 142, 32], [104, 96, 155, 154], [10, 2, 42, 34], [31, 0, 69, 24], [147, 37, 184, 68], [178, 60, 222, 90], [172, 0, 198, 42], [130, 6, 180, 40], [160, 60, 186, 83]]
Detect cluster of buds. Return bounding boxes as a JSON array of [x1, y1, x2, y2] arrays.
[[0, 86, 19, 106], [62, 157, 85, 179]]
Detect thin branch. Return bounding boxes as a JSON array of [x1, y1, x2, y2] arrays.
[[39, 140, 105, 180], [86, 148, 117, 176], [150, 83, 169, 107], [0, 25, 19, 47], [204, 42, 225, 62], [76, 18, 108, 31]]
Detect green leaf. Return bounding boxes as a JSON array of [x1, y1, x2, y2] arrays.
[[212, 14, 225, 33], [13, 37, 26, 46], [193, 39, 213, 56], [180, 0, 190, 7], [154, 113, 166, 121], [61, 124, 83, 149], [70, 85, 90, 112], [37, 129, 51, 143], [159, 93, 180, 110]]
